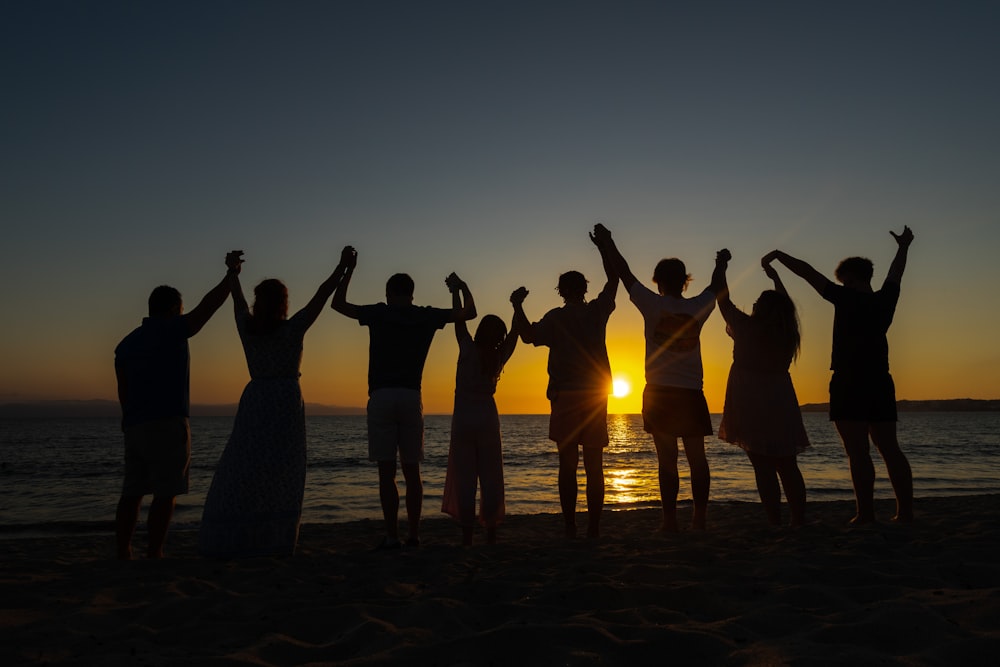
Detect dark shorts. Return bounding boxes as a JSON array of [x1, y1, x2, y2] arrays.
[[642, 384, 713, 438], [829, 371, 897, 422], [548, 390, 609, 450], [121, 417, 191, 497]]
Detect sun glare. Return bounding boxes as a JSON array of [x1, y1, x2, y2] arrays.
[[612, 377, 631, 398]]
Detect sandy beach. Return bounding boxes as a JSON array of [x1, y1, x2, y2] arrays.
[[2, 495, 998, 666]]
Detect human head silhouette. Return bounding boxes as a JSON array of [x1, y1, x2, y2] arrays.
[[252, 279, 289, 322], [148, 285, 182, 317], [652, 258, 691, 296], [556, 271, 588, 303], [386, 273, 415, 305]]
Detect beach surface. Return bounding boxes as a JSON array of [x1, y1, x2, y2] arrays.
[[3, 496, 998, 666]]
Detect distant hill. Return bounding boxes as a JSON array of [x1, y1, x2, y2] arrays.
[[800, 398, 1000, 413], [0, 399, 365, 418]]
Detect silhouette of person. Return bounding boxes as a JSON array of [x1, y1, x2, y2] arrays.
[[114, 250, 242, 559], [595, 223, 724, 532], [763, 227, 915, 523], [511, 230, 618, 539], [331, 247, 475, 548], [715, 249, 809, 526], [440, 275, 518, 545], [198, 250, 351, 558]]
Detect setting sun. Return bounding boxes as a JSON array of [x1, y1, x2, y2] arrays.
[[612, 377, 631, 399]]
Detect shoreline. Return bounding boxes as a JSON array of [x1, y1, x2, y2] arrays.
[[3, 495, 999, 665]]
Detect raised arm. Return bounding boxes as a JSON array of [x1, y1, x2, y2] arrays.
[[592, 223, 639, 291], [510, 287, 534, 343], [590, 225, 619, 301], [762, 250, 831, 296], [762, 261, 789, 296], [228, 252, 249, 319], [446, 273, 475, 340], [710, 248, 731, 297], [185, 250, 243, 336], [295, 251, 351, 329], [884, 225, 914, 287], [713, 248, 732, 302], [330, 246, 359, 319]]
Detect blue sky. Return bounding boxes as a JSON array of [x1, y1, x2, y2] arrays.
[[2, 1, 998, 413]]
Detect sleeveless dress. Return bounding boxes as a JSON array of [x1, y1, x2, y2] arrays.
[[199, 310, 309, 558], [441, 335, 505, 527], [717, 303, 810, 457]]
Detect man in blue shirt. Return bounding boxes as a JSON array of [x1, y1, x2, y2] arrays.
[[114, 250, 242, 559]]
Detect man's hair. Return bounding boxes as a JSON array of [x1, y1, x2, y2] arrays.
[[652, 258, 691, 293], [386, 273, 415, 299], [556, 271, 588, 301], [148, 285, 182, 316], [835, 257, 874, 284]]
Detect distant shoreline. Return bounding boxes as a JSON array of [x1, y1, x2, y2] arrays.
[[1, 397, 998, 418]]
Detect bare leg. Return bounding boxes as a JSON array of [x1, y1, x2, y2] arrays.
[[869, 421, 913, 522], [682, 436, 710, 529], [835, 420, 876, 523], [378, 460, 400, 540], [582, 447, 605, 538], [115, 495, 142, 560], [557, 444, 579, 538], [146, 495, 176, 559], [652, 433, 680, 532], [747, 453, 782, 526], [401, 462, 423, 543], [774, 455, 806, 527]]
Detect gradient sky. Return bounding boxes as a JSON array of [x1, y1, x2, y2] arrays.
[[2, 1, 998, 414]]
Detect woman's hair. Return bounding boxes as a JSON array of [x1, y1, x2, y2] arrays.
[[474, 315, 508, 383], [652, 258, 692, 294], [248, 278, 288, 334], [751, 290, 801, 361]]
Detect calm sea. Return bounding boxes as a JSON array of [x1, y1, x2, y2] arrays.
[[1, 413, 998, 533]]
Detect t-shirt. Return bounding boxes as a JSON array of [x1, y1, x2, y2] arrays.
[[114, 316, 192, 427], [629, 282, 716, 389], [823, 282, 899, 373], [529, 292, 615, 399], [358, 303, 452, 392]]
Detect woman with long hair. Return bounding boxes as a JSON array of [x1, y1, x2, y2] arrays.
[[715, 249, 809, 526], [441, 274, 518, 545], [199, 250, 350, 557]]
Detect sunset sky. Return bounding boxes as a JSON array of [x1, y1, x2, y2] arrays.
[[2, 1, 998, 415]]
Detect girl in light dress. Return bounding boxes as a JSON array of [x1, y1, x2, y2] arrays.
[[441, 274, 518, 545]]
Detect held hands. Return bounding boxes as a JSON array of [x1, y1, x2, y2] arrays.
[[716, 248, 731, 265], [590, 223, 612, 247], [339, 246, 358, 269], [761, 250, 780, 268], [510, 286, 529, 306], [762, 262, 779, 282], [890, 226, 914, 247], [445, 272, 466, 294], [225, 250, 244, 274]]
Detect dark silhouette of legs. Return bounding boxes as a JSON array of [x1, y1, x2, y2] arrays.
[[115, 495, 142, 560], [747, 453, 782, 525], [558, 445, 579, 538], [401, 462, 423, 543], [682, 436, 709, 529], [582, 447, 604, 538], [869, 421, 913, 522], [378, 460, 400, 540], [774, 456, 806, 526], [836, 420, 876, 523], [652, 434, 680, 532], [146, 496, 175, 558]]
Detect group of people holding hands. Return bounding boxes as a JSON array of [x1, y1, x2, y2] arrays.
[[114, 223, 914, 559]]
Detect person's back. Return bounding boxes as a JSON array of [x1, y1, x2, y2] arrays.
[[360, 302, 452, 392], [824, 281, 899, 374], [116, 314, 191, 426], [533, 296, 614, 399]]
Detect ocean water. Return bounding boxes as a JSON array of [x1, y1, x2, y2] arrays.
[[1, 413, 998, 533]]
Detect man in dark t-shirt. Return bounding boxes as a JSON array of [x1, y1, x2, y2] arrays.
[[331, 246, 475, 548], [114, 250, 242, 559], [764, 227, 914, 524]]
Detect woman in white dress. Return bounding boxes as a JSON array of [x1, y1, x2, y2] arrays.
[[199, 249, 349, 558]]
